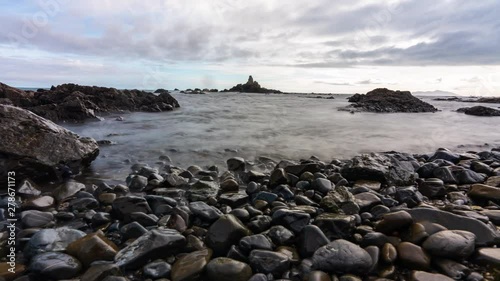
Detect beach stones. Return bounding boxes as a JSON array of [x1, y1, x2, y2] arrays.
[[249, 250, 290, 276], [205, 214, 251, 256], [397, 242, 431, 270], [313, 213, 356, 240], [20, 210, 53, 228], [411, 270, 455, 281], [474, 247, 500, 266], [406, 208, 500, 246], [24, 228, 86, 258], [297, 225, 329, 258], [29, 252, 82, 279], [171, 248, 212, 281], [311, 240, 372, 275], [422, 230, 475, 259], [66, 232, 118, 266], [227, 157, 246, 171], [115, 229, 186, 269], [469, 184, 500, 201], [189, 201, 223, 222], [375, 211, 413, 234], [112, 195, 152, 219], [205, 257, 253, 281], [272, 209, 311, 233]]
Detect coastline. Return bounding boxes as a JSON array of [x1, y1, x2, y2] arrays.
[[3, 146, 500, 280]]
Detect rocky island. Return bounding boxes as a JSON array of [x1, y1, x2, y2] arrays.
[[223, 76, 282, 94], [343, 88, 438, 113], [457, 106, 500, 116], [0, 82, 180, 123]]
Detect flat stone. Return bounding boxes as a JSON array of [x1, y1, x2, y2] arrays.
[[171, 248, 212, 281], [205, 257, 253, 281], [24, 228, 86, 258], [469, 184, 500, 201], [474, 247, 500, 266], [353, 180, 381, 191], [29, 252, 82, 279], [313, 213, 356, 240], [115, 229, 186, 269], [20, 210, 53, 228], [22, 196, 54, 210], [406, 208, 500, 246], [411, 270, 455, 281]]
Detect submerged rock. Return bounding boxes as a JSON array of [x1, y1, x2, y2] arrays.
[[0, 104, 99, 184]]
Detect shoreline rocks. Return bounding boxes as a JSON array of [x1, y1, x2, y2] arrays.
[[0, 82, 180, 122], [342, 88, 438, 113], [3, 147, 500, 280]]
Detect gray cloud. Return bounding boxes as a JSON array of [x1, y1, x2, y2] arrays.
[[0, 0, 499, 68]]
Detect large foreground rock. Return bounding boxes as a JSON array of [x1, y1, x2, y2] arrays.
[[0, 82, 180, 122], [344, 88, 438, 113], [341, 153, 417, 186], [0, 105, 99, 183]]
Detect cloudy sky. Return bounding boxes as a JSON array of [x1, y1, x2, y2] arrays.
[[1, 0, 500, 95]]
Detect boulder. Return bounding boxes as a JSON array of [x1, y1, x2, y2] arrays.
[[422, 230, 476, 259], [0, 105, 99, 184]]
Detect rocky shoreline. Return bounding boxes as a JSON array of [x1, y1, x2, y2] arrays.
[[0, 82, 180, 123], [2, 146, 500, 281]]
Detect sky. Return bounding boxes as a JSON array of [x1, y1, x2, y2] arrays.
[[1, 0, 500, 95]]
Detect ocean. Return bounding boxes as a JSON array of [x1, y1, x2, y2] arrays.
[[59, 92, 500, 183]]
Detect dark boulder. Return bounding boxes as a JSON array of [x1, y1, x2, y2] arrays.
[[0, 105, 99, 184], [223, 76, 282, 94]]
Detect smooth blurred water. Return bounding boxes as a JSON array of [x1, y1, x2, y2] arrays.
[[61, 92, 500, 182]]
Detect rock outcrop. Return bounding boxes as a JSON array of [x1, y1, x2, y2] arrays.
[[0, 82, 180, 122], [223, 76, 282, 94], [343, 88, 438, 113], [457, 106, 500, 116], [0, 105, 99, 183]]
